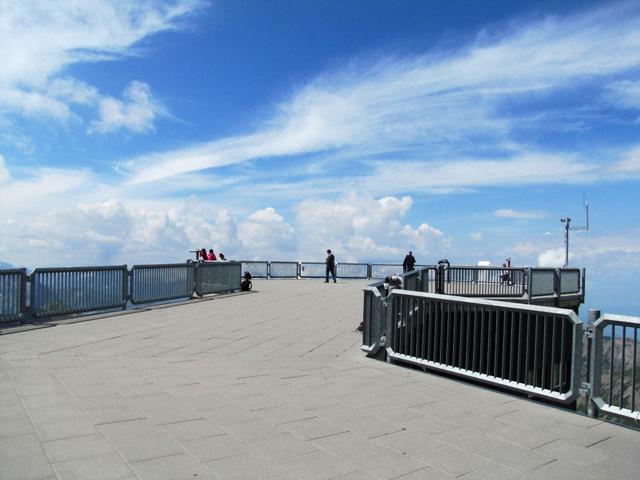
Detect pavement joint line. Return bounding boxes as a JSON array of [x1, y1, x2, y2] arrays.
[[275, 416, 319, 425], [307, 430, 351, 441], [585, 436, 612, 448], [94, 416, 148, 426], [387, 466, 435, 480], [530, 438, 560, 450], [367, 427, 408, 440], [40, 335, 128, 355], [528, 458, 559, 472], [280, 373, 312, 380], [156, 417, 207, 426]]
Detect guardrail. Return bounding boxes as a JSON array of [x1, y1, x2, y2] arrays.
[[442, 267, 526, 297], [0, 262, 242, 323], [196, 262, 241, 295], [130, 263, 194, 304], [382, 289, 581, 403], [0, 269, 27, 322], [590, 313, 640, 422], [30, 266, 128, 318], [240, 261, 269, 278], [268, 261, 299, 278]]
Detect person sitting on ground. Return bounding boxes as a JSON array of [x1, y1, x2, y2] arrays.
[[241, 272, 252, 291], [208, 249, 217, 261]]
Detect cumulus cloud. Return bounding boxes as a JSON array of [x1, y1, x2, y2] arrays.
[[494, 208, 545, 219], [89, 81, 162, 134], [295, 194, 447, 261], [538, 248, 566, 267], [237, 208, 295, 258]]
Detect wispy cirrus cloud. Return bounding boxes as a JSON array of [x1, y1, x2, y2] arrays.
[[0, 0, 201, 131], [120, 1, 640, 185], [494, 208, 545, 220]]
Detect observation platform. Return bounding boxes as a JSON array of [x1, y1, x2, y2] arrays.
[[1, 279, 637, 480]]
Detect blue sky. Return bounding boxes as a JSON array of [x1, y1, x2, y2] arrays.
[[0, 0, 639, 315]]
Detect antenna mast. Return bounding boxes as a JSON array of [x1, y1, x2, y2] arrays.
[[560, 194, 589, 267]]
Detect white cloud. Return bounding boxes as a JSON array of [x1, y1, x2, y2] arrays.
[[538, 248, 566, 267], [609, 145, 640, 175], [120, 2, 640, 184], [237, 207, 295, 259], [0, 155, 10, 184], [470, 232, 483, 241], [494, 208, 545, 219], [295, 194, 447, 262], [89, 81, 162, 134], [0, 1, 200, 129]]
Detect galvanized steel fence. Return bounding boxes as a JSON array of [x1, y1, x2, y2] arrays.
[[130, 263, 195, 304], [387, 290, 581, 402], [0, 269, 27, 322], [0, 262, 242, 322], [30, 266, 128, 318], [361, 268, 639, 423], [590, 313, 640, 422], [195, 262, 241, 295]]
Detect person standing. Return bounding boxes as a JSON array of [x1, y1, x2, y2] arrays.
[[325, 249, 336, 283], [402, 250, 416, 272]]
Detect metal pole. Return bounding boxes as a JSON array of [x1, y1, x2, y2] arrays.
[[586, 309, 601, 417]]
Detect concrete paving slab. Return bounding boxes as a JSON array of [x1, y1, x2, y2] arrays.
[[1, 279, 638, 480], [52, 453, 134, 480]]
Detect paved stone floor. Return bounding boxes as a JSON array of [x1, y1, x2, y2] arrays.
[[1, 279, 638, 480]]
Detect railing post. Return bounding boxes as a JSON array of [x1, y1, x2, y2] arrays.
[[585, 309, 601, 418], [526, 267, 532, 304], [123, 267, 129, 310], [555, 268, 561, 307], [581, 268, 586, 304]]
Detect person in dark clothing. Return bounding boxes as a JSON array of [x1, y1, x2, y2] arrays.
[[325, 249, 336, 283], [402, 251, 416, 272], [199, 248, 208, 261]]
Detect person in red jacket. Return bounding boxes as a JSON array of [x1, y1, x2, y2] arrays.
[[207, 249, 217, 261]]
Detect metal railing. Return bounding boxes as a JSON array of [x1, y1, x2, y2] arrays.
[[529, 268, 556, 296], [371, 264, 403, 279], [366, 287, 582, 403], [195, 262, 241, 295], [30, 266, 128, 318], [0, 269, 26, 322], [442, 267, 526, 298], [241, 261, 269, 278], [0, 262, 242, 322], [560, 268, 581, 294], [130, 263, 195, 304], [299, 262, 325, 278], [336, 263, 368, 279], [268, 261, 299, 278], [591, 314, 640, 422]]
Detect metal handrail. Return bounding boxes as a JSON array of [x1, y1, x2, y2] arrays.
[[268, 261, 299, 278], [130, 263, 195, 304], [386, 289, 582, 403], [30, 266, 128, 318], [195, 262, 241, 296], [0, 268, 26, 323], [591, 314, 640, 421]]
